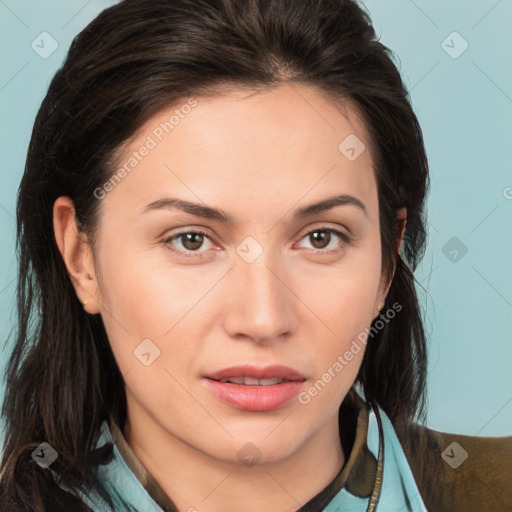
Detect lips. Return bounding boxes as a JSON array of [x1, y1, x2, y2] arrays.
[[218, 376, 285, 386], [205, 364, 306, 382], [203, 365, 306, 412]]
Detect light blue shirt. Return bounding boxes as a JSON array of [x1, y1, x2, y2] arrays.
[[54, 402, 428, 511]]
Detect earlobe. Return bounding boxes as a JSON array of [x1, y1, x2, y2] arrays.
[[53, 197, 101, 314], [375, 207, 407, 317], [375, 276, 390, 318], [396, 206, 407, 253]]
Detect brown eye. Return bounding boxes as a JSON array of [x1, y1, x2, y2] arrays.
[[297, 227, 351, 254], [180, 232, 205, 251], [163, 230, 213, 257], [309, 230, 331, 249]]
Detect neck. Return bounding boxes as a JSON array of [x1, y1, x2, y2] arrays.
[[123, 402, 344, 512]]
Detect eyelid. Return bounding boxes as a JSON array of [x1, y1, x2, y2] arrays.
[[294, 225, 352, 253], [296, 222, 352, 240], [162, 223, 353, 257], [162, 228, 215, 258]]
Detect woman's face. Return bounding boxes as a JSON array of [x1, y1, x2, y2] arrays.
[[61, 84, 392, 464]]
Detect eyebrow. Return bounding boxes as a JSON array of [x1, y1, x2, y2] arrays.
[[140, 193, 368, 223]]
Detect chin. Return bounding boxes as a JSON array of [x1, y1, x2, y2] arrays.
[[201, 428, 306, 466]]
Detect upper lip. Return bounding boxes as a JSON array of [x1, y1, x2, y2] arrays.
[[205, 364, 306, 381]]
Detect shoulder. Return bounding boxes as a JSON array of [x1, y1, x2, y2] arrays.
[[395, 419, 512, 512]]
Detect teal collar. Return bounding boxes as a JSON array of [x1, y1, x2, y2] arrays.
[[55, 399, 427, 511], [321, 404, 427, 511]]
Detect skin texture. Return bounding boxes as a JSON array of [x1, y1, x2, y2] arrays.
[[54, 83, 406, 512]]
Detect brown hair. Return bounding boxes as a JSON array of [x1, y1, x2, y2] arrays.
[[1, 0, 429, 510]]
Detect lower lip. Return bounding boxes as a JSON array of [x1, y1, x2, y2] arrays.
[[204, 379, 304, 412]]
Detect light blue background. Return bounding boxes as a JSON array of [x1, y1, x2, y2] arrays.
[[1, 0, 511, 439]]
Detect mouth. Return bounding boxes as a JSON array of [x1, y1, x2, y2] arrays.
[[216, 377, 289, 386], [205, 364, 306, 382], [203, 365, 306, 412]]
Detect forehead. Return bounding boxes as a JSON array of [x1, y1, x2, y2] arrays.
[[103, 84, 378, 224]]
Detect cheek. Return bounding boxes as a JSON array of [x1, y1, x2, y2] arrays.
[[95, 245, 216, 378], [297, 333, 365, 426], [296, 251, 381, 394], [96, 244, 193, 334], [307, 254, 382, 336]]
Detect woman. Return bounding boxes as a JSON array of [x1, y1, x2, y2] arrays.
[[0, 0, 510, 511]]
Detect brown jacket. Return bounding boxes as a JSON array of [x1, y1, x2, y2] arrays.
[[397, 419, 512, 511], [108, 390, 512, 512]]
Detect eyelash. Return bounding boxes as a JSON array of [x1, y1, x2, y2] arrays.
[[162, 227, 352, 258]]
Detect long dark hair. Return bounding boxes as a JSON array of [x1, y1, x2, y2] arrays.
[[0, 0, 429, 510]]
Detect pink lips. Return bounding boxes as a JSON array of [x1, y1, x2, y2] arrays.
[[204, 364, 306, 412]]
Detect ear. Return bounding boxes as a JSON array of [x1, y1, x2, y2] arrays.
[[395, 206, 407, 254], [374, 207, 407, 317], [53, 196, 101, 314]]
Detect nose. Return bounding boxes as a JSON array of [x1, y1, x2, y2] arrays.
[[222, 253, 294, 344]]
